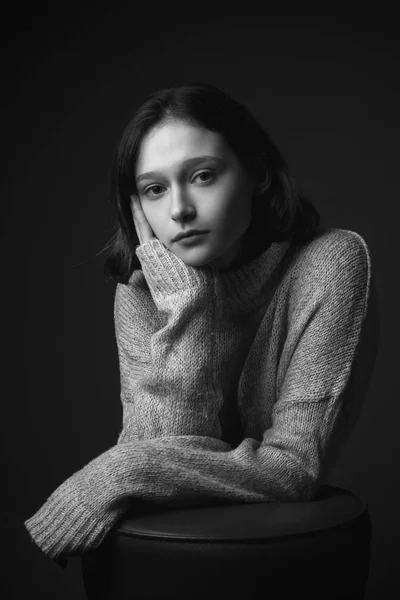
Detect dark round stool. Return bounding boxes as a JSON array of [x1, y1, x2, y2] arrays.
[[81, 485, 372, 599]]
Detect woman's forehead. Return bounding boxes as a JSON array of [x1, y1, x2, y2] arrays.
[[141, 121, 225, 153], [136, 122, 231, 175]]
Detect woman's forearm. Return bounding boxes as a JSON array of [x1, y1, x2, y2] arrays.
[[116, 239, 224, 441]]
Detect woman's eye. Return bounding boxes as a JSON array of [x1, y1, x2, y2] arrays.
[[193, 170, 214, 183], [144, 185, 165, 197]]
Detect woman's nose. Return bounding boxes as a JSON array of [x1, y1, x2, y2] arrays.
[[170, 186, 196, 222]]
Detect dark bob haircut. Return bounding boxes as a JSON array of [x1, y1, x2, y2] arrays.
[[101, 82, 323, 284]]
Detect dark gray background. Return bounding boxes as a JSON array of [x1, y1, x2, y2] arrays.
[[2, 7, 398, 599]]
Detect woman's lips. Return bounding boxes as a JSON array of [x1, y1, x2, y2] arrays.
[[175, 232, 208, 244]]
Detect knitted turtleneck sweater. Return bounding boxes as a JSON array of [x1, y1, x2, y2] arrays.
[[24, 227, 376, 567]]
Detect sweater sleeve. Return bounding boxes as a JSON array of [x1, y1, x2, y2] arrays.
[[115, 239, 224, 442], [23, 233, 372, 563]]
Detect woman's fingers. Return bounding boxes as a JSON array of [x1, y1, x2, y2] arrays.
[[130, 195, 156, 245]]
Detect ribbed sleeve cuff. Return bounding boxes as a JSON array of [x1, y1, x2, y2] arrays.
[[24, 477, 122, 560], [135, 239, 212, 301]]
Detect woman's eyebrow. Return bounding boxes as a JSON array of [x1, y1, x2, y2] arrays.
[[135, 155, 225, 183]]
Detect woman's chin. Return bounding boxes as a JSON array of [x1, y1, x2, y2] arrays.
[[179, 257, 213, 268], [174, 249, 239, 271], [168, 241, 241, 270], [169, 245, 214, 267]]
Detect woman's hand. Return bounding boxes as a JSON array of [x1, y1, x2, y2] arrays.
[[130, 194, 157, 245]]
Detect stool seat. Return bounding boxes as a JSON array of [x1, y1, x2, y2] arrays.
[[117, 485, 364, 542], [81, 485, 372, 600]]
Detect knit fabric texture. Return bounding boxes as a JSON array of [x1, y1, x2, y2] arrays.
[[24, 227, 373, 566]]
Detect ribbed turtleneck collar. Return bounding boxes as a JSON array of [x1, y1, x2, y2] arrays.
[[209, 238, 293, 315]]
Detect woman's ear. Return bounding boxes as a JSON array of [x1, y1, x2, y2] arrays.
[[253, 153, 271, 196]]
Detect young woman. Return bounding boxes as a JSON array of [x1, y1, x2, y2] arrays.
[[24, 82, 376, 568]]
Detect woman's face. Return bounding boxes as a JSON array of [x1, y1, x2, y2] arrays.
[[134, 120, 258, 270]]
